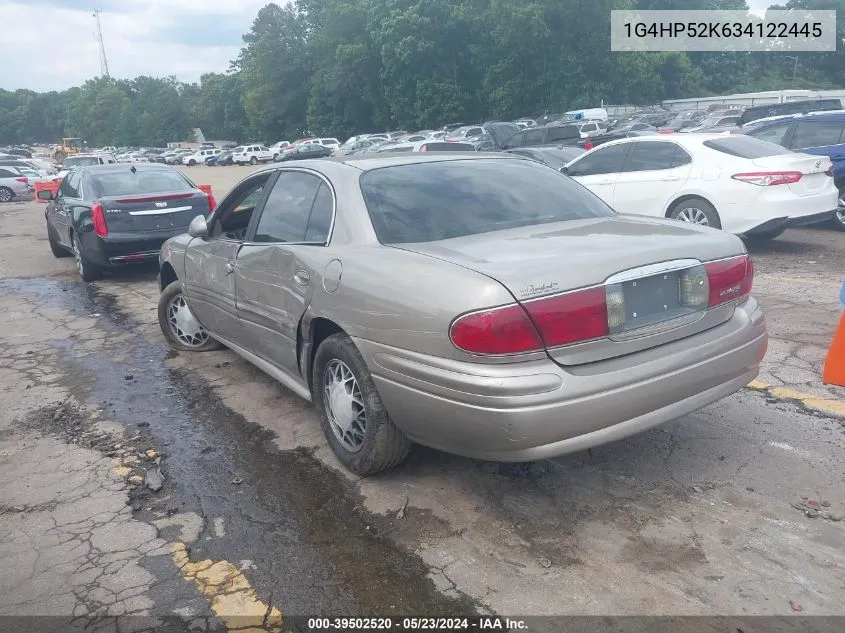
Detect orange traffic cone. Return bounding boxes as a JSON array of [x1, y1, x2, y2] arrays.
[[822, 311, 845, 386]]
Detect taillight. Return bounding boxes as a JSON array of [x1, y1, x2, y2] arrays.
[[91, 203, 108, 236], [16, 177, 28, 183], [584, 141, 594, 150], [420, 145, 428, 152], [522, 287, 608, 347], [731, 171, 802, 186], [705, 255, 753, 307], [450, 304, 543, 355], [207, 193, 217, 212]]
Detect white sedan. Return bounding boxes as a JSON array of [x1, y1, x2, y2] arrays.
[[562, 134, 839, 238]]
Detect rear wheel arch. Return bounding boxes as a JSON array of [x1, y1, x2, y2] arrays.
[[304, 316, 346, 393]]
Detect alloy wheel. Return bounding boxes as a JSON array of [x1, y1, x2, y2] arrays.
[[166, 294, 211, 348], [675, 207, 710, 225], [323, 359, 367, 452], [0, 188, 12, 202]]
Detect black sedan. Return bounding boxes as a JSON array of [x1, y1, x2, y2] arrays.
[[39, 164, 214, 281], [504, 146, 585, 169], [279, 144, 333, 161]]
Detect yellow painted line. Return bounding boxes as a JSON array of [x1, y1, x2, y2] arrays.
[[746, 380, 845, 417], [171, 542, 285, 632]]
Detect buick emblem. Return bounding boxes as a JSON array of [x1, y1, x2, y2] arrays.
[[155, 202, 167, 208]]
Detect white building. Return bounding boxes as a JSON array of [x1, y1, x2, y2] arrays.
[[662, 89, 845, 111]]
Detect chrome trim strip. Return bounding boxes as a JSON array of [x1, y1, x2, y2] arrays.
[[604, 258, 703, 285], [128, 206, 193, 216]]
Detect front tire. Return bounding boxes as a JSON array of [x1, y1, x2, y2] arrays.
[[668, 197, 722, 229], [157, 281, 222, 352], [47, 223, 70, 257], [71, 234, 103, 282], [313, 333, 411, 475]]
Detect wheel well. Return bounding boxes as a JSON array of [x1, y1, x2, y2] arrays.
[[664, 194, 713, 218], [159, 262, 178, 291], [303, 317, 345, 391]]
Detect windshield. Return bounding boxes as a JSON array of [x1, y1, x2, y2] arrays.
[[63, 156, 100, 167], [91, 169, 194, 197], [359, 158, 614, 244]]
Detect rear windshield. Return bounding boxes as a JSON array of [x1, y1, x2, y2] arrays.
[[92, 169, 193, 197], [63, 156, 101, 167], [360, 158, 614, 244], [422, 142, 475, 151], [702, 136, 792, 158]]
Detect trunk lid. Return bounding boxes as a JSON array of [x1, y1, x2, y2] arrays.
[[397, 215, 745, 364], [749, 153, 833, 198], [100, 191, 210, 233]]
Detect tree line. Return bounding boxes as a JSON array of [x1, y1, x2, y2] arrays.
[[1, 0, 842, 147]]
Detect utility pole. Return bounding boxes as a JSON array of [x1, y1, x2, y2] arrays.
[[784, 55, 799, 87], [93, 7, 110, 78]]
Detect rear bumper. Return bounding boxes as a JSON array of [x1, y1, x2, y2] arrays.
[[355, 297, 767, 462], [744, 209, 837, 234], [82, 229, 184, 267]]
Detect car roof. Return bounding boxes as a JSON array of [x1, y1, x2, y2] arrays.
[[78, 163, 177, 174], [583, 133, 728, 151], [251, 152, 522, 174], [745, 110, 845, 128]]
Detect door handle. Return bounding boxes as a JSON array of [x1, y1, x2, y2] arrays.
[[293, 270, 310, 286], [225, 261, 235, 274]]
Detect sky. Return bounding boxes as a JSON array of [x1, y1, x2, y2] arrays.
[[0, 0, 272, 92], [2, 0, 775, 93]]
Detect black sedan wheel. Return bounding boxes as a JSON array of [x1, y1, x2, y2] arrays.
[[71, 234, 103, 282]]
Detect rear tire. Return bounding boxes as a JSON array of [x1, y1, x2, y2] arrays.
[[157, 281, 222, 352], [668, 197, 722, 230], [71, 234, 103, 282], [313, 333, 412, 475], [47, 223, 70, 257], [250, 156, 258, 165], [0, 187, 13, 203], [831, 189, 845, 231]]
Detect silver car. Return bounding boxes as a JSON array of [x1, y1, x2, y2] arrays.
[[0, 166, 33, 202], [157, 154, 768, 474]]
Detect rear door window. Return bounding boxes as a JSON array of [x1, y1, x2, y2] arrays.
[[789, 120, 845, 149], [360, 158, 613, 244], [623, 142, 691, 172], [703, 136, 792, 158], [566, 144, 631, 176]]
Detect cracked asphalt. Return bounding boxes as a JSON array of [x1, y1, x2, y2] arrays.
[[1, 165, 844, 631]]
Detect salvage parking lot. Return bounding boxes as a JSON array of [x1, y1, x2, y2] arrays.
[[1, 163, 844, 629]]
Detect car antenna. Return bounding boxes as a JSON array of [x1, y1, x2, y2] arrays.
[[130, 165, 136, 174]]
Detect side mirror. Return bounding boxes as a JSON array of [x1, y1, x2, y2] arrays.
[[37, 189, 54, 201], [559, 166, 569, 175], [188, 215, 208, 239]]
